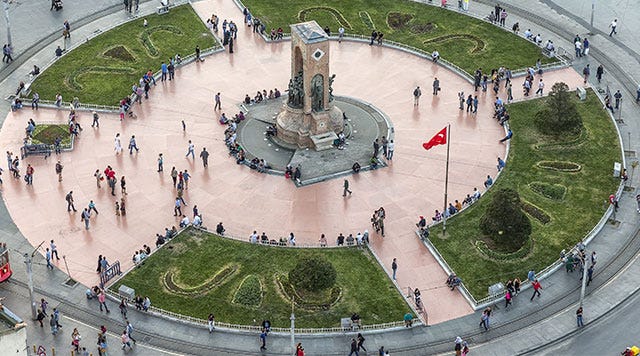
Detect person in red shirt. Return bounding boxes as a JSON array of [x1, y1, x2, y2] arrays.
[[530, 279, 542, 301]]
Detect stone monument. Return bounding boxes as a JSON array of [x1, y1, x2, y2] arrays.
[[276, 21, 344, 150]]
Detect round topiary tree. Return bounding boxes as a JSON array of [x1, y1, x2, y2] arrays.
[[479, 188, 532, 251], [289, 257, 337, 292], [533, 82, 583, 136]]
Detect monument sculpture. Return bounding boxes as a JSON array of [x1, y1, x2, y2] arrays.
[[276, 21, 344, 150]]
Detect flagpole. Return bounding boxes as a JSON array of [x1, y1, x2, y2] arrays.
[[442, 123, 451, 235]]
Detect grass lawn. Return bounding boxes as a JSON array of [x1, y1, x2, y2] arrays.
[[31, 5, 216, 106], [112, 229, 410, 328], [430, 89, 620, 298], [242, 0, 555, 74], [31, 124, 72, 147]]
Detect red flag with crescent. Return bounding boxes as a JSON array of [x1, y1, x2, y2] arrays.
[[423, 127, 447, 150]]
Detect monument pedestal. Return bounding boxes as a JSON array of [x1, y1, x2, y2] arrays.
[[276, 104, 343, 149]]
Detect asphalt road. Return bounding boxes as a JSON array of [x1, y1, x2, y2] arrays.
[[538, 290, 640, 356]]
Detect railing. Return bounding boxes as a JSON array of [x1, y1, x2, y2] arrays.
[[100, 261, 121, 288]]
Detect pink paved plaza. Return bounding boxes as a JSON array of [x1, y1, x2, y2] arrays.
[[0, 0, 584, 325]]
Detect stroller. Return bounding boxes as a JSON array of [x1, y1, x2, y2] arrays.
[[52, 0, 63, 11]]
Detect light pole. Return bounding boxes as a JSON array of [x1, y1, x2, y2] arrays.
[[590, 0, 595, 28], [2, 0, 12, 46], [290, 300, 295, 354], [23, 253, 37, 320], [24, 241, 45, 320]]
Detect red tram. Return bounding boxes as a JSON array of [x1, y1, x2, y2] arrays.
[[0, 243, 11, 282]]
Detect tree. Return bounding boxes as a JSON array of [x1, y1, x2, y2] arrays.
[[480, 188, 531, 250], [289, 257, 337, 292], [533, 82, 582, 136]]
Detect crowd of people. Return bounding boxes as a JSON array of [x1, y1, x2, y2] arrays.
[[243, 88, 281, 105]]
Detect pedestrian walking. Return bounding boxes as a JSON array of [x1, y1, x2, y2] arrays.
[[586, 265, 594, 286], [174, 197, 182, 216], [125, 319, 136, 344], [349, 338, 359, 356], [200, 147, 209, 168], [183, 169, 190, 189], [530, 279, 542, 300], [94, 169, 103, 188], [115, 201, 120, 216], [119, 298, 128, 318], [505, 290, 512, 308], [45, 248, 54, 269], [120, 176, 127, 195], [53, 308, 62, 328], [25, 164, 34, 185], [47, 240, 60, 261], [413, 86, 422, 106], [391, 258, 397, 280], [609, 18, 618, 36], [596, 65, 604, 84], [387, 140, 394, 160], [186, 140, 195, 159], [98, 290, 110, 313], [582, 64, 590, 84], [157, 153, 164, 172], [41, 298, 49, 316], [171, 167, 178, 187], [66, 191, 77, 212], [128, 135, 139, 154], [576, 306, 584, 327], [120, 198, 126, 216], [55, 161, 63, 182], [433, 77, 440, 95], [214, 92, 222, 110], [37, 309, 45, 327], [114, 133, 122, 154], [535, 79, 544, 96], [343, 179, 352, 197], [357, 333, 366, 352], [121, 330, 133, 350], [88, 200, 99, 215], [208, 313, 216, 333], [454, 336, 463, 356], [479, 310, 489, 331], [50, 315, 58, 335], [81, 208, 91, 229], [614, 90, 622, 109], [259, 329, 267, 351], [92, 111, 100, 127]]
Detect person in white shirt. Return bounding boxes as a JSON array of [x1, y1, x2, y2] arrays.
[[193, 214, 202, 227], [180, 215, 190, 227], [431, 50, 440, 62], [338, 27, 345, 42]]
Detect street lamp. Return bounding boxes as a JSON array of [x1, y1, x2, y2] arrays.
[[2, 0, 12, 47]]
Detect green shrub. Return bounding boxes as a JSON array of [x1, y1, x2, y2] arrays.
[[289, 257, 337, 292], [233, 275, 262, 307], [529, 182, 567, 200], [480, 188, 532, 251], [534, 82, 583, 136]]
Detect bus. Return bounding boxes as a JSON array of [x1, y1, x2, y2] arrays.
[[0, 242, 11, 282]]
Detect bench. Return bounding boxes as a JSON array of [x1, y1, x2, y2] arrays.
[[20, 144, 52, 159]]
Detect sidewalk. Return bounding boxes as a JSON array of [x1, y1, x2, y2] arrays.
[[0, 0, 639, 355]]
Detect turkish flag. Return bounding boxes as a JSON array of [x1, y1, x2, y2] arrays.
[[423, 127, 447, 150]]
